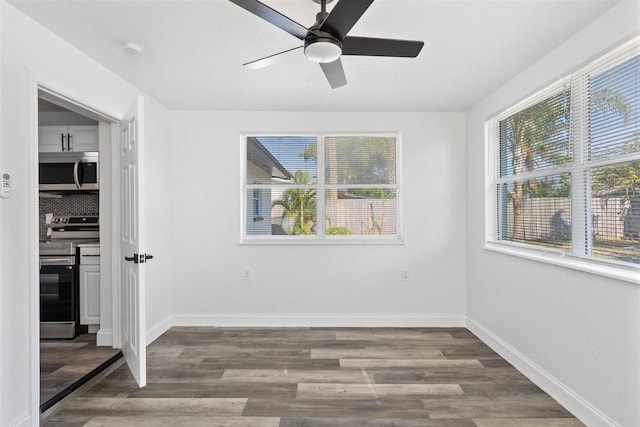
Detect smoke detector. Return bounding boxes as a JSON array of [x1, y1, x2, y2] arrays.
[[123, 42, 142, 55]]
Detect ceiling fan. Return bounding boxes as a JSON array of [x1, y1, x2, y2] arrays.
[[229, 0, 424, 89]]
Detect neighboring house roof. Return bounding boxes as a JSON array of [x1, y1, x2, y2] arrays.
[[247, 137, 291, 180]]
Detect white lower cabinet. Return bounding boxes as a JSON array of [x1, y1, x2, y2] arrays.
[[79, 246, 100, 325]]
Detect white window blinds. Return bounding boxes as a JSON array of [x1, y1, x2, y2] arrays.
[[243, 134, 401, 241], [583, 45, 640, 263], [490, 37, 640, 266], [245, 136, 317, 236], [324, 136, 398, 237], [496, 82, 572, 249]]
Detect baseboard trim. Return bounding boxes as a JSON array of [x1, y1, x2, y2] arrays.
[[171, 314, 466, 328], [146, 316, 173, 344], [96, 329, 113, 346], [466, 317, 617, 427]]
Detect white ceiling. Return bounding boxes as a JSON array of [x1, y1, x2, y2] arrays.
[[9, 0, 619, 111]]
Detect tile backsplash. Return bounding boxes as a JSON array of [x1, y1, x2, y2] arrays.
[[39, 193, 99, 241]]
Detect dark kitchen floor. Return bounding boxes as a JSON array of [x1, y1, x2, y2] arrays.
[[43, 327, 583, 426], [40, 333, 121, 410]]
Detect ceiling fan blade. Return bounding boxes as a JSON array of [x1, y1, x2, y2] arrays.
[[228, 0, 310, 40], [342, 36, 424, 57], [319, 0, 374, 40], [243, 46, 303, 69], [319, 58, 347, 89]]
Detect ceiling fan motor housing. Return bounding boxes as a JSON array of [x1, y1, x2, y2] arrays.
[[304, 34, 343, 63]]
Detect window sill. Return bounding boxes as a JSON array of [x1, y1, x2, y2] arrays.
[[239, 238, 404, 245], [484, 241, 639, 285]]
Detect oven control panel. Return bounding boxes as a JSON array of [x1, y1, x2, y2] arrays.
[[48, 215, 100, 240]]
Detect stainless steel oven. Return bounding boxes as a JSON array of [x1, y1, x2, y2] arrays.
[[40, 255, 77, 339], [39, 215, 100, 339]]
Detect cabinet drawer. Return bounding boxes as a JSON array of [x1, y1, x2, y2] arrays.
[[79, 247, 100, 265]]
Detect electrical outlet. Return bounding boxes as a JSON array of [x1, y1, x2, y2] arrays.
[[242, 269, 250, 281], [400, 271, 409, 282]]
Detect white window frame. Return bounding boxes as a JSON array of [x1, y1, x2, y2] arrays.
[[240, 132, 403, 244], [485, 38, 640, 284]]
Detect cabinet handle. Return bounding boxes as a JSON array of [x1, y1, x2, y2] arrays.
[[61, 134, 66, 151], [67, 133, 72, 151]]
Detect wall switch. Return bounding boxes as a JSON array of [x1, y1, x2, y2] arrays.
[[400, 271, 409, 282], [1, 172, 11, 199], [242, 269, 250, 281]]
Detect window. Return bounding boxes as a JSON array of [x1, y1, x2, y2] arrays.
[[243, 134, 401, 242], [488, 38, 640, 270]]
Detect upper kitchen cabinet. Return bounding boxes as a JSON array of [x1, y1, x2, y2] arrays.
[[39, 125, 98, 153]]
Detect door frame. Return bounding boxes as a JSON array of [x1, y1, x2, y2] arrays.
[[28, 72, 123, 425]]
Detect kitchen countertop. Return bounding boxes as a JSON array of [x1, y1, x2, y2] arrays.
[[39, 239, 99, 255], [76, 241, 100, 248]]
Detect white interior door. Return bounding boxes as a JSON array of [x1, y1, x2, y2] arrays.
[[119, 96, 146, 387]]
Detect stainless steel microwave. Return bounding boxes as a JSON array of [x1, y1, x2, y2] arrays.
[[39, 153, 99, 191]]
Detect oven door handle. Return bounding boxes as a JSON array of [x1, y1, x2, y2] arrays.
[[40, 257, 76, 266], [73, 159, 81, 189]]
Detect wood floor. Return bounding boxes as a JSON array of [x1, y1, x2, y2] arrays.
[[44, 327, 583, 427], [41, 333, 122, 408]]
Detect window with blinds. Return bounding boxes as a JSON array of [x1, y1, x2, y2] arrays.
[[496, 86, 572, 249], [489, 37, 640, 266], [243, 134, 401, 241], [586, 51, 639, 263]]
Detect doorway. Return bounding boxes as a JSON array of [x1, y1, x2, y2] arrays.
[[36, 89, 121, 413], [30, 81, 148, 423]]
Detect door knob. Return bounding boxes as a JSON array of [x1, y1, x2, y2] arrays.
[[124, 253, 153, 264], [124, 254, 139, 263]]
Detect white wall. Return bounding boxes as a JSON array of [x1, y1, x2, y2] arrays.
[[0, 2, 173, 425], [169, 111, 467, 326], [465, 2, 640, 426]]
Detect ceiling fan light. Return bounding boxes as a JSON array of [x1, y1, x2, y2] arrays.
[[304, 38, 342, 63]]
